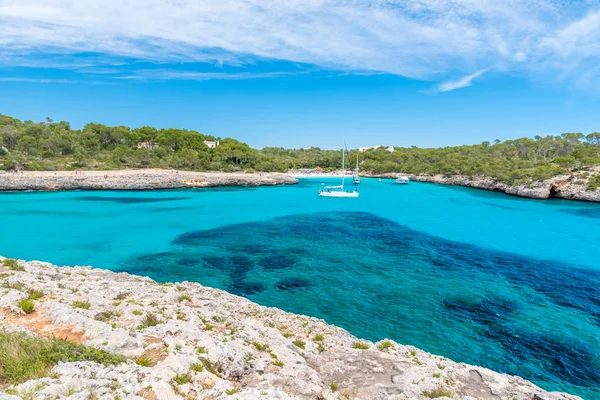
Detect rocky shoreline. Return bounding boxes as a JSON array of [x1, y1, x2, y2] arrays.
[[0, 170, 298, 191], [365, 171, 600, 202], [0, 257, 580, 400]]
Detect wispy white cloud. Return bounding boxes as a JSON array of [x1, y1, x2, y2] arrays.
[[0, 1, 598, 87], [117, 70, 301, 81], [437, 69, 489, 92], [0, 77, 74, 83]]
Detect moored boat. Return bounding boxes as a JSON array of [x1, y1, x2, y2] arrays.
[[396, 174, 410, 184], [318, 138, 359, 198]]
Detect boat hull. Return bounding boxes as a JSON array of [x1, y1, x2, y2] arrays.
[[318, 191, 359, 198]]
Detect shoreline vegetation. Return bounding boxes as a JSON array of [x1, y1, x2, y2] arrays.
[[1, 113, 599, 201], [0, 256, 581, 400]]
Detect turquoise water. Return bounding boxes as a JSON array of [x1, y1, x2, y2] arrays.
[[1, 178, 599, 398]]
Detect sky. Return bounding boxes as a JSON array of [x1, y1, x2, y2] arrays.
[[0, 1, 599, 149]]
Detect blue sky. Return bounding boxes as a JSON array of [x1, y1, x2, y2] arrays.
[[1, 1, 599, 149]]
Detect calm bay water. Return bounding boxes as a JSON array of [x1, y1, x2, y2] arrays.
[[1, 178, 599, 398]]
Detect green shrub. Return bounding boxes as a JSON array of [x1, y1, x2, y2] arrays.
[[292, 340, 306, 349], [113, 292, 130, 301], [377, 340, 394, 351], [134, 354, 154, 367], [272, 360, 284, 367], [72, 300, 91, 309], [171, 371, 191, 385], [587, 175, 600, 190], [190, 362, 203, 372], [27, 289, 44, 300], [251, 341, 269, 352], [0, 331, 126, 385], [132, 310, 143, 316], [2, 281, 24, 291], [197, 346, 207, 354], [177, 294, 192, 302], [94, 310, 121, 322], [225, 387, 240, 395], [313, 334, 324, 341], [3, 259, 24, 272], [352, 341, 369, 350], [140, 313, 162, 328], [422, 386, 453, 398], [17, 299, 35, 314], [330, 382, 338, 391], [199, 358, 222, 377]]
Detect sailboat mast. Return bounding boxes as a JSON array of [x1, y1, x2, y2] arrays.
[[341, 138, 345, 190]]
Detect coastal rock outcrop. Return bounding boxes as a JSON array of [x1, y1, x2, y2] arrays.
[[0, 257, 581, 399], [365, 170, 600, 202], [0, 170, 297, 191]]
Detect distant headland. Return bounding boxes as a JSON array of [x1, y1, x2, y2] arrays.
[[0, 169, 297, 191], [1, 113, 599, 201]]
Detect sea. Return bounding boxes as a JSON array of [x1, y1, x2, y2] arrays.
[[1, 177, 599, 398]]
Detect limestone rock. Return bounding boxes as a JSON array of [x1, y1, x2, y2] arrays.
[[0, 257, 581, 399]]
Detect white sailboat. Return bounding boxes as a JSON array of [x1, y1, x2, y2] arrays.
[[318, 139, 359, 198], [353, 153, 360, 184]]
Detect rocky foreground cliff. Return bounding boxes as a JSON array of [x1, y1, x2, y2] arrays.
[[0, 170, 297, 191], [0, 257, 579, 400], [367, 169, 600, 202]]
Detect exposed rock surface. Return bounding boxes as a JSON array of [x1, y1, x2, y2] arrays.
[[0, 170, 297, 191], [0, 257, 580, 400], [364, 169, 600, 202]]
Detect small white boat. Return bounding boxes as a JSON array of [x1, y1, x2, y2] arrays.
[[378, 178, 382, 182], [318, 187, 359, 198], [395, 174, 410, 184], [318, 138, 359, 198]]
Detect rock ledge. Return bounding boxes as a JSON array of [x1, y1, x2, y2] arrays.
[[0, 257, 581, 400]]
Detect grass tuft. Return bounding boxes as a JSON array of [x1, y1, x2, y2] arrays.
[[27, 289, 44, 300], [225, 387, 240, 395], [177, 294, 192, 302], [3, 259, 24, 272], [312, 334, 324, 341], [190, 362, 203, 372], [140, 313, 162, 328], [0, 331, 125, 386], [134, 354, 154, 367], [72, 300, 91, 310], [199, 358, 222, 378], [94, 310, 121, 322], [17, 299, 35, 314], [292, 340, 306, 350], [171, 371, 191, 385], [377, 340, 394, 351], [113, 292, 130, 301], [352, 341, 369, 350], [422, 386, 453, 398], [251, 341, 269, 352]]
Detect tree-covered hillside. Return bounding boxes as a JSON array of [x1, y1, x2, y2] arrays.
[[1, 114, 599, 188]]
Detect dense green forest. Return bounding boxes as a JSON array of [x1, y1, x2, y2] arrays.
[[1, 114, 599, 188]]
